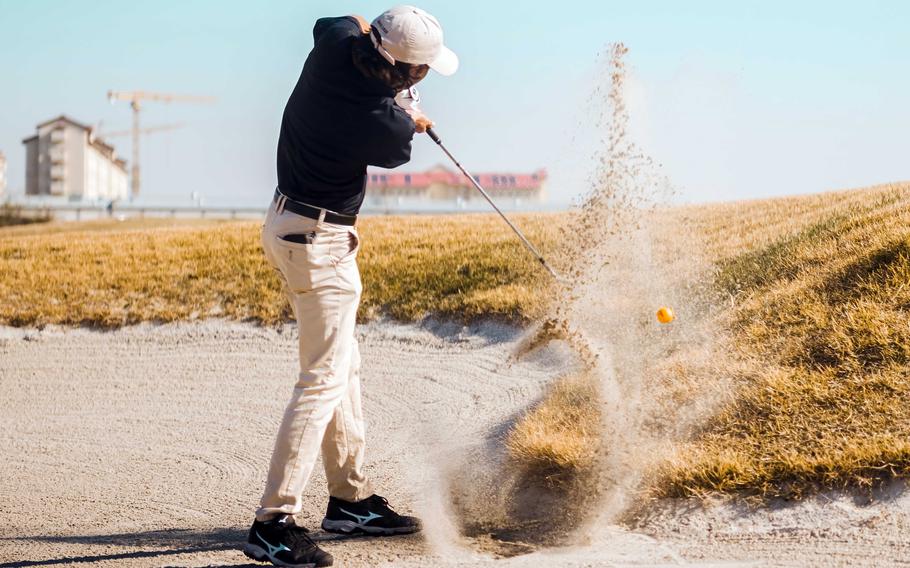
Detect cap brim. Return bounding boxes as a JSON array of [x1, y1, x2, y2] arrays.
[[429, 45, 458, 76]]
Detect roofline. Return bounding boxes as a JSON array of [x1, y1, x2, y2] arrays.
[[35, 114, 92, 132], [22, 134, 38, 144], [88, 137, 127, 172], [90, 137, 115, 153]]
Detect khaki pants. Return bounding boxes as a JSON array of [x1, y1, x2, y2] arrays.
[[256, 197, 371, 521]]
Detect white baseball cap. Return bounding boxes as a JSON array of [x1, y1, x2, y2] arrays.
[[370, 5, 458, 76]]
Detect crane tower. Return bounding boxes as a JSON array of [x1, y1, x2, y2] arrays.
[[107, 90, 215, 199]]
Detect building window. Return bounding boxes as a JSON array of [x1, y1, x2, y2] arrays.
[[509, 176, 516, 186], [492, 175, 499, 185], [380, 175, 387, 183], [404, 174, 411, 185], [371, 174, 378, 183]]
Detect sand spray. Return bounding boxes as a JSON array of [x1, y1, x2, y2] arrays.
[[547, 43, 735, 534], [412, 44, 737, 557]]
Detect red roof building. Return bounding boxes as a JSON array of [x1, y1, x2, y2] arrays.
[[366, 165, 547, 201]]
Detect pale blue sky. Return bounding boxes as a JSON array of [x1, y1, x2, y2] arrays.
[[1, 0, 907, 206]]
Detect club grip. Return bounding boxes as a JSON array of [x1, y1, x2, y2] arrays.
[[426, 127, 441, 144]]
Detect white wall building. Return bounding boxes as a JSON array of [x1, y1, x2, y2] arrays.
[[0, 151, 7, 201], [22, 115, 128, 202]]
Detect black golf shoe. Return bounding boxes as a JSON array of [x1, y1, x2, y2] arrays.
[[243, 515, 333, 567], [321, 494, 421, 535]]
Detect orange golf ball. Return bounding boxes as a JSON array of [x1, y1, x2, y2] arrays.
[[656, 306, 675, 324]]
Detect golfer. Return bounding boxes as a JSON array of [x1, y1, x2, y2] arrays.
[[243, 6, 457, 567]]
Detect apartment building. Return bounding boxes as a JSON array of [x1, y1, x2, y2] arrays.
[[23, 115, 128, 201]]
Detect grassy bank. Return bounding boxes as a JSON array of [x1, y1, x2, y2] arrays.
[[0, 214, 554, 327], [660, 183, 910, 497], [506, 373, 601, 477]]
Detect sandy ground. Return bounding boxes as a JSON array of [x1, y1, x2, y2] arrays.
[[1, 320, 909, 567]]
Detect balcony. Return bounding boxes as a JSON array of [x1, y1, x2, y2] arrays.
[[50, 165, 65, 180], [49, 181, 65, 195], [49, 148, 65, 164], [50, 129, 65, 143]]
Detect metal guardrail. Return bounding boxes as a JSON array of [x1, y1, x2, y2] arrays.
[[7, 201, 562, 221], [11, 203, 267, 220]]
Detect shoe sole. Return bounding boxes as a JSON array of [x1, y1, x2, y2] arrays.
[[321, 518, 421, 536], [242, 543, 320, 568]]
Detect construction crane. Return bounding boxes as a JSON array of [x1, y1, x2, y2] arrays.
[[107, 90, 215, 198]]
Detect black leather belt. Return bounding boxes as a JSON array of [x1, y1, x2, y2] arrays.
[[273, 189, 357, 226]]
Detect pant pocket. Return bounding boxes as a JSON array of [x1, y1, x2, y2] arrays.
[[341, 229, 360, 261], [272, 235, 336, 293]]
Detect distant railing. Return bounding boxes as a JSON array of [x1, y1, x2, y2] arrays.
[[8, 199, 562, 221], [11, 203, 267, 221]]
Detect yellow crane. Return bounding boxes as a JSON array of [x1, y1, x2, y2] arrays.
[[107, 90, 215, 198]]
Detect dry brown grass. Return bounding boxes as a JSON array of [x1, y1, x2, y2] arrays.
[[506, 373, 601, 475], [0, 214, 554, 327], [660, 182, 910, 497], [0, 216, 226, 237], [357, 215, 554, 322]]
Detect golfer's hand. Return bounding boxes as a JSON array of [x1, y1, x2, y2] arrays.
[[412, 113, 434, 134]]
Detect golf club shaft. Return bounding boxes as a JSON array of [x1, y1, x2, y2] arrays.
[[426, 127, 562, 281]]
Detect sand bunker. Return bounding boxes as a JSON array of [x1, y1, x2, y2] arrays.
[[2, 320, 909, 566]]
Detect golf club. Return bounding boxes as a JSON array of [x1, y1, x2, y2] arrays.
[[426, 127, 566, 282]]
